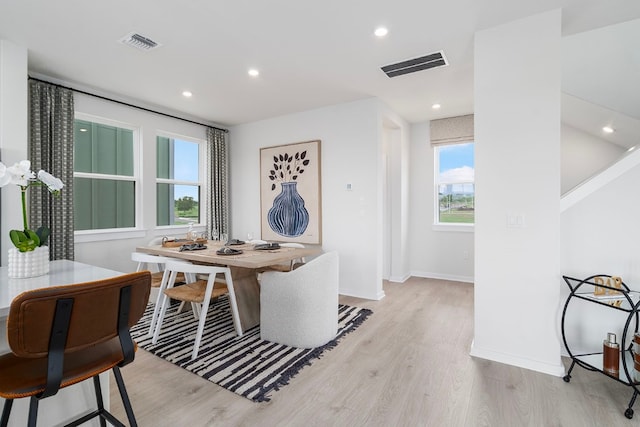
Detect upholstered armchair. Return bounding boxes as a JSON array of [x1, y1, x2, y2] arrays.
[[260, 251, 339, 348]]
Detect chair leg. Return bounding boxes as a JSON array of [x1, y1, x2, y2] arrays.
[[224, 271, 244, 337], [152, 271, 179, 344], [176, 301, 186, 315], [148, 269, 171, 336], [113, 366, 138, 427], [191, 275, 218, 360], [0, 399, 13, 427], [190, 302, 201, 319], [93, 376, 107, 427], [152, 291, 171, 345], [27, 396, 38, 427]]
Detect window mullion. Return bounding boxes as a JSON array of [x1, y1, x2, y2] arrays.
[[74, 172, 135, 181]]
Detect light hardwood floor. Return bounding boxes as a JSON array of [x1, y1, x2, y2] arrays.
[[111, 277, 637, 426]]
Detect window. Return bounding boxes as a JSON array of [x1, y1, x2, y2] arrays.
[[435, 142, 475, 224], [156, 136, 202, 226], [73, 118, 138, 231]]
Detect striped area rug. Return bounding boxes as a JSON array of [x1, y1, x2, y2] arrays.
[[130, 296, 372, 402]]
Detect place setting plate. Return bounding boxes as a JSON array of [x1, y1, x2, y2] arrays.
[[216, 247, 243, 256], [179, 243, 207, 252], [253, 243, 281, 251], [225, 239, 245, 246]]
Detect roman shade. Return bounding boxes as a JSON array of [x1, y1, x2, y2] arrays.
[[430, 114, 474, 146]]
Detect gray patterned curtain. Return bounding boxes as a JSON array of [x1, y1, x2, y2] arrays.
[[28, 80, 75, 260], [205, 128, 229, 238]]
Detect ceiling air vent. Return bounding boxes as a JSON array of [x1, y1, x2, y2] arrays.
[[381, 51, 448, 78], [119, 32, 160, 51]]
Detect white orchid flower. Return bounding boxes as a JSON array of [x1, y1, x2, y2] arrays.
[[0, 162, 12, 187], [37, 170, 64, 194], [4, 159, 65, 252], [7, 160, 36, 187]]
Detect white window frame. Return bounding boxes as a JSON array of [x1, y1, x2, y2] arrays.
[[73, 112, 144, 242], [433, 144, 474, 233], [155, 131, 206, 232]]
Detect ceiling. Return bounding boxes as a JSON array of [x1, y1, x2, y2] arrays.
[[561, 18, 640, 149], [0, 0, 639, 140]]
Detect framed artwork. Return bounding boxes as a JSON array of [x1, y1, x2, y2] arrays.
[[260, 140, 322, 244]]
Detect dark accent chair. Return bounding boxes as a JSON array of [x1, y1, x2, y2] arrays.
[[0, 271, 151, 427]]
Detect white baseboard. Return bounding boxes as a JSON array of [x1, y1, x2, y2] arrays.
[[469, 340, 566, 377], [339, 287, 385, 301], [411, 270, 474, 284], [387, 273, 411, 283]]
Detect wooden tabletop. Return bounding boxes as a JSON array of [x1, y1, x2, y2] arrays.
[[136, 241, 320, 269]]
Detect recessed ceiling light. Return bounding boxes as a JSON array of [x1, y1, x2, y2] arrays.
[[432, 103, 441, 110], [628, 146, 636, 152], [182, 91, 193, 98], [374, 27, 388, 37], [602, 126, 615, 133], [248, 69, 259, 77], [79, 128, 88, 132]]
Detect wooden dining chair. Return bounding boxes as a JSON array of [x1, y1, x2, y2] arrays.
[[259, 242, 307, 273], [279, 242, 307, 270], [0, 271, 151, 427], [131, 252, 191, 337], [131, 251, 175, 288], [152, 261, 243, 360]]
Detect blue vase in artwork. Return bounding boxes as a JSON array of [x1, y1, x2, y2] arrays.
[[268, 182, 309, 237]]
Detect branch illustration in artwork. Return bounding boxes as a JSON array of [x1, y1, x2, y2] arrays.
[[268, 150, 310, 190]]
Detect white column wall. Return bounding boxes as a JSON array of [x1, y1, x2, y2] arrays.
[[229, 98, 388, 300], [379, 105, 411, 283], [0, 40, 28, 266], [472, 10, 565, 376]]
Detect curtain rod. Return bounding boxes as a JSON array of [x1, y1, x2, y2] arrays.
[[28, 76, 229, 133]]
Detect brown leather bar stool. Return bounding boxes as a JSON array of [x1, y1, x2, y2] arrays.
[[0, 271, 151, 427]]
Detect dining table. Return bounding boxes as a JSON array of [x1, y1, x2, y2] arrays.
[[136, 240, 321, 333]]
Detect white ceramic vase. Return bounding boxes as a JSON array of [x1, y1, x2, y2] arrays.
[[7, 246, 50, 278]]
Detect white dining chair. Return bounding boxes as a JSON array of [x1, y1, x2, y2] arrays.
[[260, 251, 338, 348], [131, 252, 174, 289], [255, 242, 307, 282], [132, 252, 192, 336], [152, 260, 243, 360], [279, 242, 307, 270]]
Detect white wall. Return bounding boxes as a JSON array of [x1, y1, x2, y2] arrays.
[[379, 105, 411, 283], [472, 10, 565, 376], [561, 123, 625, 194], [230, 98, 404, 300], [0, 40, 28, 266], [72, 93, 209, 273], [408, 122, 475, 282], [560, 154, 640, 354]]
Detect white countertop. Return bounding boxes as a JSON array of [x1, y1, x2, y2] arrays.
[[0, 259, 123, 317]]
